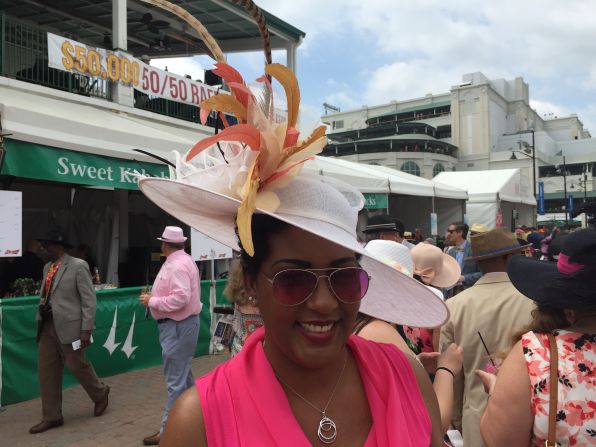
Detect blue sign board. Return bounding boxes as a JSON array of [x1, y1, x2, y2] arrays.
[[568, 194, 574, 213], [538, 182, 545, 215]]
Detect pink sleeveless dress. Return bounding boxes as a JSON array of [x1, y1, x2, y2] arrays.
[[196, 327, 431, 446]]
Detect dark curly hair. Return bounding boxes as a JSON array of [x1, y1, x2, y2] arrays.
[[235, 214, 290, 280]]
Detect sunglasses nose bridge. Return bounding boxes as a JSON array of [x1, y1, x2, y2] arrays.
[[306, 272, 339, 305]]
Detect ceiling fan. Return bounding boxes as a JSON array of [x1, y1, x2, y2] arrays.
[[130, 12, 170, 34]]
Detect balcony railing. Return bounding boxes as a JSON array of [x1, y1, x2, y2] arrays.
[[0, 14, 224, 127], [1, 14, 111, 100]]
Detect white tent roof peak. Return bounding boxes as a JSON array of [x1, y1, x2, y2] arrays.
[[434, 169, 535, 205]]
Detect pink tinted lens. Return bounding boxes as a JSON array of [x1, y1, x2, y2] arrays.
[[329, 268, 369, 303], [273, 269, 318, 305]]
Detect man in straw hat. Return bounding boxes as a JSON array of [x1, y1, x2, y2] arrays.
[[439, 228, 536, 447], [139, 226, 201, 445], [469, 223, 489, 236]]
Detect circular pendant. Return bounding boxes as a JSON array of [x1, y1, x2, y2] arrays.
[[318, 416, 337, 444]]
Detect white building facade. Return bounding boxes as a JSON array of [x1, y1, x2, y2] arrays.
[[321, 72, 595, 225]]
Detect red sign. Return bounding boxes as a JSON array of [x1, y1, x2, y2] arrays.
[[496, 212, 504, 227]]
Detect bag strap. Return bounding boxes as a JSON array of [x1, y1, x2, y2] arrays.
[[546, 333, 559, 447]]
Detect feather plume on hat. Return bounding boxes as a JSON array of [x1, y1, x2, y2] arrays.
[[140, 0, 326, 256]]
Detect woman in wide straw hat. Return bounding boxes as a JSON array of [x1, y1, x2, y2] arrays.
[[477, 229, 596, 446], [137, 2, 447, 445]]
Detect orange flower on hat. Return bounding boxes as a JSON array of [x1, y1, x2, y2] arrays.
[[184, 63, 327, 256]]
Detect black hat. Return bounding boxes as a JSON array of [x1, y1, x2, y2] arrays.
[[363, 214, 403, 234], [508, 229, 596, 310], [39, 231, 72, 249]]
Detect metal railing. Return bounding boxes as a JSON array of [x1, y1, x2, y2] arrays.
[[0, 14, 224, 126], [0, 14, 111, 100]]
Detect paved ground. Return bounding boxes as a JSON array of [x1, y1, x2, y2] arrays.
[[0, 354, 229, 447]]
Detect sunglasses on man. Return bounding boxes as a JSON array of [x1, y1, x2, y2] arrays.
[[261, 267, 371, 306]]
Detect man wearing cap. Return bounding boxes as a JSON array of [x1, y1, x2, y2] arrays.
[[439, 228, 535, 447], [363, 214, 415, 249], [139, 226, 201, 445], [30, 234, 110, 434]]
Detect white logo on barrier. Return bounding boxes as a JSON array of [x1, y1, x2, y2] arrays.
[[102, 307, 138, 359]]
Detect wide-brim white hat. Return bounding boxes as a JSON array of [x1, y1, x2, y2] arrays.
[[140, 174, 448, 328]]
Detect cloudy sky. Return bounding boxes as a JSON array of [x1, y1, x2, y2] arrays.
[[153, 0, 596, 133]]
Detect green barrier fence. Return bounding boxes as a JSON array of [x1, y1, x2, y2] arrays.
[[0, 280, 230, 406]]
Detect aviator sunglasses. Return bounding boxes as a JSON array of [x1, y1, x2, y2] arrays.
[[261, 267, 371, 306]]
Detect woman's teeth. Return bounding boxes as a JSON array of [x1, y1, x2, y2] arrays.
[[300, 322, 334, 333]]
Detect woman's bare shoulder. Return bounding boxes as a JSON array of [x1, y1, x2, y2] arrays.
[[357, 319, 413, 354], [160, 386, 207, 447]]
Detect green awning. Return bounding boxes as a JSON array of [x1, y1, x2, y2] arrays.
[[1, 139, 168, 190]]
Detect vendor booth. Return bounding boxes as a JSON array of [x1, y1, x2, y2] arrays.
[[434, 168, 537, 229]]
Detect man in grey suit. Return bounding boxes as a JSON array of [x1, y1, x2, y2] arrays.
[[445, 222, 482, 296], [29, 235, 109, 434]]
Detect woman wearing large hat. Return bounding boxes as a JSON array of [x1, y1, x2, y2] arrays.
[[135, 1, 447, 445], [477, 229, 596, 446]]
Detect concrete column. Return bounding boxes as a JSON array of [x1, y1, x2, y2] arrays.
[[111, 0, 134, 107], [286, 43, 297, 73], [117, 189, 129, 263]]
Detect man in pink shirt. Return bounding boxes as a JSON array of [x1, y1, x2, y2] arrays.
[[139, 226, 201, 445]]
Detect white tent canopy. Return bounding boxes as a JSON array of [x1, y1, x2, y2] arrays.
[[434, 169, 536, 228], [304, 156, 468, 199]]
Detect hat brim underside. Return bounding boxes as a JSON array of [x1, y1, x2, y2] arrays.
[[139, 177, 449, 328], [507, 255, 561, 306]]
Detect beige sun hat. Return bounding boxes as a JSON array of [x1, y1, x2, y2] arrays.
[[470, 223, 489, 234], [136, 0, 448, 328], [410, 243, 461, 288]]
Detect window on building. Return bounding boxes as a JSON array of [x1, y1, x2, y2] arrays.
[[433, 163, 445, 177], [333, 120, 344, 130], [401, 161, 421, 176]]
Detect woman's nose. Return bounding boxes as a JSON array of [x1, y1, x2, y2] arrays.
[[305, 275, 339, 313]]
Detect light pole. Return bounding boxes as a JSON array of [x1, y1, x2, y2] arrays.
[[570, 164, 589, 203], [555, 155, 569, 226], [505, 129, 536, 199]]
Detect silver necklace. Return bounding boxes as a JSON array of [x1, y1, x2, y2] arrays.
[[276, 354, 348, 444]]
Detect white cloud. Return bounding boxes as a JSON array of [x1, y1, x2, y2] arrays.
[[362, 61, 462, 105], [150, 56, 206, 81]]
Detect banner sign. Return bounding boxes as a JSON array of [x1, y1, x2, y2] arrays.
[[2, 140, 168, 190], [0, 191, 22, 257], [0, 282, 229, 405], [47, 33, 218, 106], [430, 212, 438, 236], [190, 228, 234, 261], [363, 193, 388, 210], [538, 181, 545, 215], [568, 194, 574, 213], [496, 211, 504, 227]]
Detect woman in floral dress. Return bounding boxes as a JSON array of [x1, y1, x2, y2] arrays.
[[477, 229, 596, 446]]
